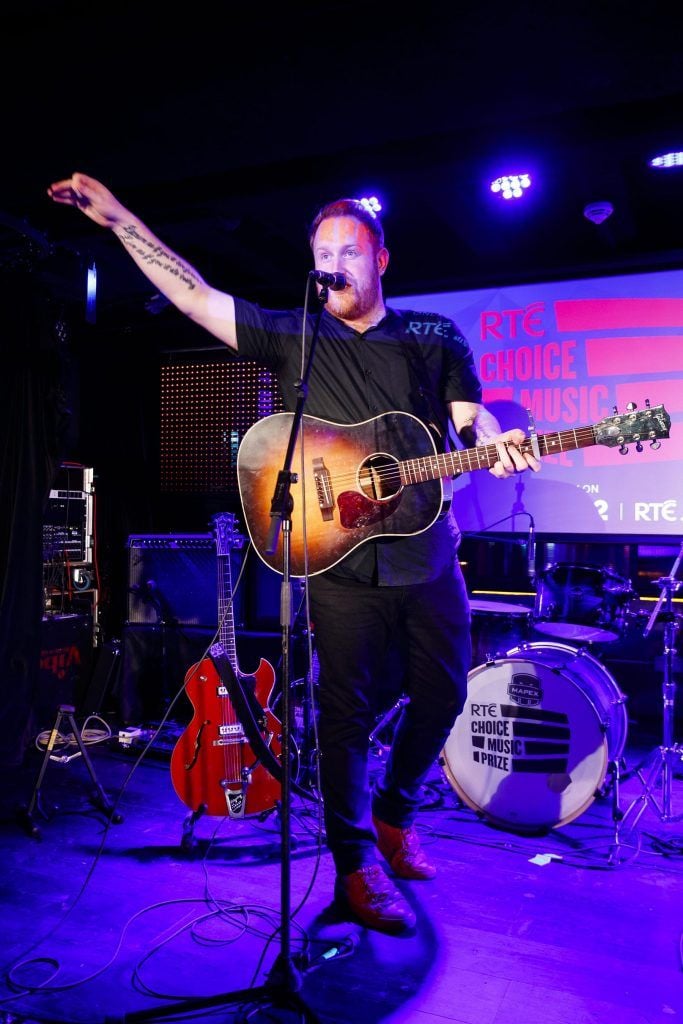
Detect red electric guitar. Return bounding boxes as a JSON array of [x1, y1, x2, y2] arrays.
[[170, 512, 282, 818]]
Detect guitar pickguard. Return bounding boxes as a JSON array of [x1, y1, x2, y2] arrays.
[[337, 490, 402, 529]]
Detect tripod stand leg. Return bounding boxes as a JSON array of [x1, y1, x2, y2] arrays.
[[16, 709, 68, 837], [17, 705, 122, 837], [118, 977, 322, 1023], [63, 709, 123, 824]]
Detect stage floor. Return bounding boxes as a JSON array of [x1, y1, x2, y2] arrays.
[[0, 708, 682, 1024]]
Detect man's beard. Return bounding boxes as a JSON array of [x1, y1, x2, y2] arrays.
[[328, 266, 382, 320]]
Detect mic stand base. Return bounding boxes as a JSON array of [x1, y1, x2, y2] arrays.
[[117, 962, 321, 1023]]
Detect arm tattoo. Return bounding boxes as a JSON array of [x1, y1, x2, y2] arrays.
[[118, 224, 200, 291]]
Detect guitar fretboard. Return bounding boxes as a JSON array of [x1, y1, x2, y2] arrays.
[[215, 514, 239, 672], [400, 424, 599, 484]]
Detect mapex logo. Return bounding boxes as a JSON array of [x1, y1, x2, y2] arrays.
[[508, 672, 543, 708]]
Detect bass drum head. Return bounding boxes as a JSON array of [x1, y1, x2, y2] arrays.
[[441, 642, 627, 834]]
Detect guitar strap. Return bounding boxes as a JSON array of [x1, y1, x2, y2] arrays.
[[401, 326, 455, 515], [208, 642, 315, 802], [401, 327, 453, 451]]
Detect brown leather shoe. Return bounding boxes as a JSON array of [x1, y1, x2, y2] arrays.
[[335, 864, 416, 934], [373, 815, 437, 880]]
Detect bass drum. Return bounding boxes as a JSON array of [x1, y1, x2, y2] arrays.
[[441, 642, 628, 833]]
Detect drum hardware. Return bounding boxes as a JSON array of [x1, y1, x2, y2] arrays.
[[533, 563, 635, 644], [271, 672, 320, 790], [369, 695, 410, 758], [620, 542, 683, 831], [470, 599, 532, 666]]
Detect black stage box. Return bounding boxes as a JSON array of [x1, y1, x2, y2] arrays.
[[36, 614, 94, 731], [126, 533, 245, 629]]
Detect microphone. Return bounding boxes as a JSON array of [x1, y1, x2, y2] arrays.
[[309, 270, 347, 290], [527, 520, 536, 582]]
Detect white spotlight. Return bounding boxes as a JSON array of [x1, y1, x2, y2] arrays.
[[490, 173, 532, 200]]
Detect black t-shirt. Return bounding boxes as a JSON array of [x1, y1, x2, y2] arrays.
[[234, 299, 483, 585]]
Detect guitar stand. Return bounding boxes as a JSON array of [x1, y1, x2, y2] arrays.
[[17, 704, 123, 839], [179, 801, 208, 853]]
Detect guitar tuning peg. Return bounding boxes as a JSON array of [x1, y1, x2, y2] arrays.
[[636, 441, 643, 452], [612, 405, 618, 415], [626, 401, 637, 412], [619, 443, 629, 455], [645, 398, 651, 409], [650, 439, 661, 450]]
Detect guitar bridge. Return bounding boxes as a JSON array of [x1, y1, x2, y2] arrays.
[[313, 457, 335, 521]]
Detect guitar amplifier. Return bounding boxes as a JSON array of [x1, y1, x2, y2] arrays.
[[126, 533, 245, 629]]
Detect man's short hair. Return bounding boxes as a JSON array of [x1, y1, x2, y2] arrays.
[[308, 199, 385, 251]]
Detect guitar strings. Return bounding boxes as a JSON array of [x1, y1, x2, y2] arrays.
[[292, 425, 605, 493]]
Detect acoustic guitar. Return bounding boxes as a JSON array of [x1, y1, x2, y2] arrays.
[[170, 512, 282, 818], [236, 403, 670, 577]]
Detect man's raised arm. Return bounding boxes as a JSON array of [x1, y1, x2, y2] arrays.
[[48, 172, 237, 351]]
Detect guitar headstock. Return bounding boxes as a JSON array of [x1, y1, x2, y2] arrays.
[[594, 401, 671, 453], [212, 512, 241, 556]]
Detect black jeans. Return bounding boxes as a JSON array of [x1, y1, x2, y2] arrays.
[[308, 560, 471, 876]]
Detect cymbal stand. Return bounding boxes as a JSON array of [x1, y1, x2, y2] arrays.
[[621, 542, 683, 831]]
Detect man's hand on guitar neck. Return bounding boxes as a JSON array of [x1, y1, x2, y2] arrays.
[[450, 401, 541, 478]]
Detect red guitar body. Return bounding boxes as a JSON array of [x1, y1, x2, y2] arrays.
[[170, 654, 281, 818], [169, 512, 282, 819]]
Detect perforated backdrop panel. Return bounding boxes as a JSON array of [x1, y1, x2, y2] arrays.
[[160, 360, 283, 494]]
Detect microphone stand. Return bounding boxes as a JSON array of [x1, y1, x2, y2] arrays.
[[120, 279, 328, 1024]]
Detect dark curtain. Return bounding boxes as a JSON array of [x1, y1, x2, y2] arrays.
[[0, 271, 72, 766]]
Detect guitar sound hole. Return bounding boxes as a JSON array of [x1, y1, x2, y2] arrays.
[[358, 454, 402, 500]]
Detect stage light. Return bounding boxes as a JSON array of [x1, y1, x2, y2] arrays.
[[490, 173, 532, 200], [85, 261, 97, 324], [358, 195, 382, 217], [649, 151, 683, 169]]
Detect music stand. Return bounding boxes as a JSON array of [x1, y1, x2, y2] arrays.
[[620, 540, 683, 831]]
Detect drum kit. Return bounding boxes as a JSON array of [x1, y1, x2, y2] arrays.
[[440, 556, 683, 840]]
